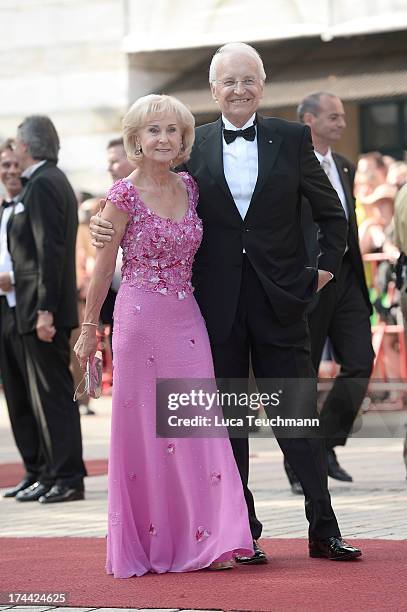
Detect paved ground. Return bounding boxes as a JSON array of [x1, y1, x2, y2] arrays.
[[1, 393, 406, 611], [1, 394, 406, 540]]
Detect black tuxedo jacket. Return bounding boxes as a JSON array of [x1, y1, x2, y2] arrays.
[[7, 161, 79, 334], [302, 152, 372, 314], [185, 115, 347, 343]]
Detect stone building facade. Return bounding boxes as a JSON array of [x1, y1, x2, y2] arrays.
[[1, 0, 406, 192]]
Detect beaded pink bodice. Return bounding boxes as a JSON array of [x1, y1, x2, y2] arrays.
[[106, 172, 202, 299]]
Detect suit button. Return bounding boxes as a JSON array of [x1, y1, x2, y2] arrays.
[[244, 228, 251, 232]]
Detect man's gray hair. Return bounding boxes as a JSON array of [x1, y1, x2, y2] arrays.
[[297, 92, 337, 123], [209, 42, 266, 83], [17, 115, 60, 162]]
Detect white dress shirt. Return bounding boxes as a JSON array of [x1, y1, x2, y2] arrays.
[[21, 159, 46, 180], [315, 148, 348, 220], [0, 200, 16, 307], [222, 114, 258, 219]]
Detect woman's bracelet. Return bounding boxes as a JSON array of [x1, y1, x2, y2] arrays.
[[82, 322, 98, 327]]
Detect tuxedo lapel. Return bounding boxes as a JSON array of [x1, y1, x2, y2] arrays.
[[0, 201, 7, 224], [5, 200, 18, 256], [198, 119, 232, 197], [16, 182, 30, 206], [250, 115, 282, 206], [6, 204, 16, 233], [8, 162, 52, 226], [333, 154, 358, 236], [334, 155, 353, 209], [7, 181, 30, 235], [197, 116, 282, 222]]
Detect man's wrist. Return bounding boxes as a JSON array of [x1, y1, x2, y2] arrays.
[[319, 269, 334, 280]]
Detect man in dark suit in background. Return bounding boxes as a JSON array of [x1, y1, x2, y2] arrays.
[[90, 44, 362, 562], [10, 116, 86, 503], [285, 93, 374, 493], [0, 140, 42, 498]]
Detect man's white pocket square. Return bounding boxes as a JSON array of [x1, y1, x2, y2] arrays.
[[14, 202, 25, 214]]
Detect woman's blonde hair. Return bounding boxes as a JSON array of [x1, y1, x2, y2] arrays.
[[123, 94, 195, 166]]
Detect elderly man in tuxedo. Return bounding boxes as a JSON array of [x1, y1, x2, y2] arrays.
[[284, 93, 374, 493], [90, 43, 362, 562], [9, 116, 86, 503]]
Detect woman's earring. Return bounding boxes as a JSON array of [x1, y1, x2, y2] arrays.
[[179, 142, 185, 154], [135, 141, 142, 156]]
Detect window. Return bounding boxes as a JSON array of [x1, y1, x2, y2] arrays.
[[360, 100, 407, 159]]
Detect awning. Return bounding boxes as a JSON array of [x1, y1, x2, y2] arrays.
[[172, 68, 407, 115], [161, 30, 407, 114]]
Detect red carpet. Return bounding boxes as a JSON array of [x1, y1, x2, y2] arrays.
[[0, 459, 108, 488], [1, 537, 406, 611]]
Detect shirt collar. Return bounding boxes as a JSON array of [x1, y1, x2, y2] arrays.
[[21, 159, 47, 179], [314, 147, 333, 165], [222, 113, 256, 132]]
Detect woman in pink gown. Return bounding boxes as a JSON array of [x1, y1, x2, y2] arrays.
[[75, 94, 253, 578]]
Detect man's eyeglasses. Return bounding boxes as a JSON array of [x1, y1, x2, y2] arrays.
[[215, 78, 259, 89]]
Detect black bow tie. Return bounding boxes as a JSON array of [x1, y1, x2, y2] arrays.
[[223, 124, 256, 145], [20, 176, 29, 187], [2, 199, 14, 208]]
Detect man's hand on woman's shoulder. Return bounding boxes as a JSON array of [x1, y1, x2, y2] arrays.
[[90, 198, 114, 247]]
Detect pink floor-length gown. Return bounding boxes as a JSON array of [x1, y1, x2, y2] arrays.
[[104, 172, 253, 578]]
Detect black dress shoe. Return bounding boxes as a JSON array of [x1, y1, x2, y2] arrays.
[[2, 476, 37, 498], [38, 484, 85, 504], [15, 482, 51, 502], [309, 537, 362, 560], [283, 459, 304, 495], [235, 540, 268, 565], [327, 449, 353, 482]]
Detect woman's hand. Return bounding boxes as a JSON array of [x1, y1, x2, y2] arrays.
[[74, 326, 98, 371]]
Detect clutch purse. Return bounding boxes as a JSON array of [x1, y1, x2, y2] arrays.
[[86, 350, 103, 398], [74, 350, 103, 401]]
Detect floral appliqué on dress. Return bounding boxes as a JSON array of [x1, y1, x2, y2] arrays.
[[106, 172, 202, 299]]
